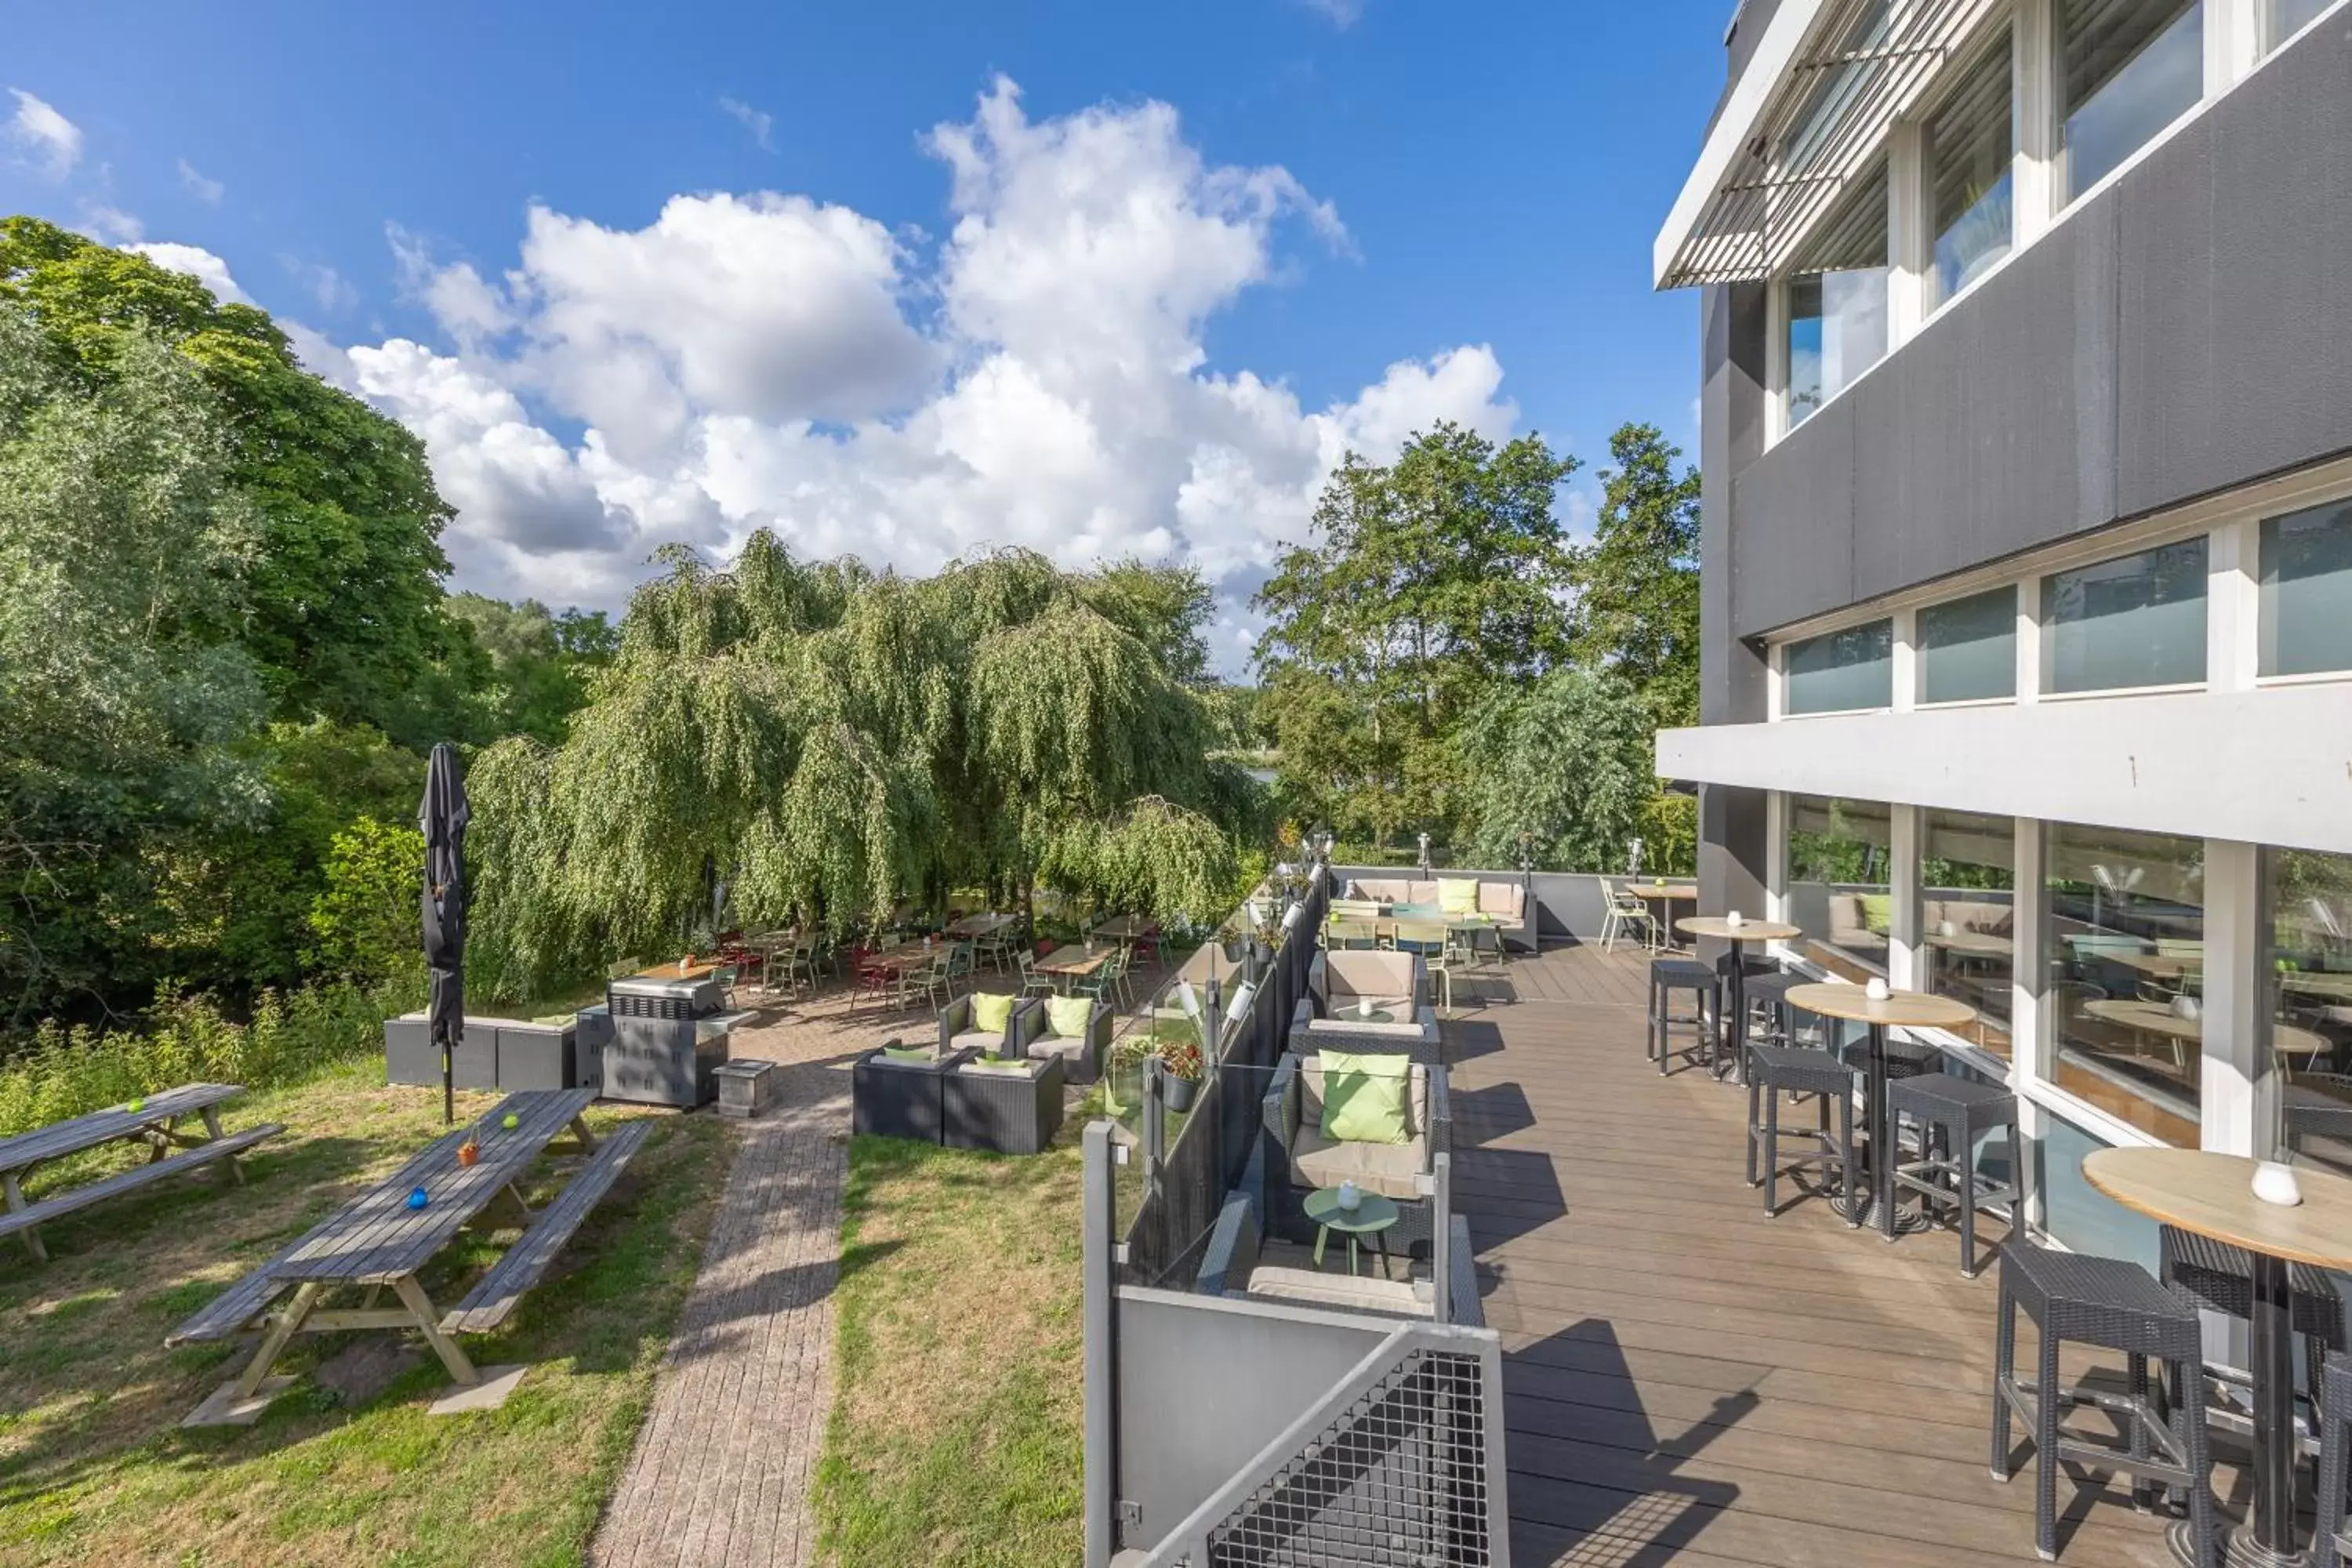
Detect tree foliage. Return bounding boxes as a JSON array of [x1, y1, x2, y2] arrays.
[[1253, 422, 1578, 844], [467, 536, 1258, 999], [1569, 423, 1701, 728], [1454, 668, 1661, 873]]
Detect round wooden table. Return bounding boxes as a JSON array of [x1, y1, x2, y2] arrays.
[[1678, 917, 1802, 1080], [1784, 983, 1977, 1240], [1625, 883, 1698, 950], [2084, 1147, 2352, 1567]]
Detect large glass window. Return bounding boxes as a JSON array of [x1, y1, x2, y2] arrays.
[[1788, 796, 1893, 977], [1787, 165, 1889, 430], [2259, 499, 2352, 677], [2266, 848, 2352, 1174], [1923, 810, 2017, 1051], [1927, 33, 2015, 305], [2042, 538, 2208, 694], [2044, 822, 2205, 1141], [1918, 586, 2018, 704], [2060, 0, 2205, 201], [1784, 619, 1893, 714], [2270, 0, 2335, 48]]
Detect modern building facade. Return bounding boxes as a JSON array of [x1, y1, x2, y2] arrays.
[[1653, 0, 2352, 1258]]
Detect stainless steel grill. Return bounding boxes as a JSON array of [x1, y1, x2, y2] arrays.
[[604, 971, 741, 1107]]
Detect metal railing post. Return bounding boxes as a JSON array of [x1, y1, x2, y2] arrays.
[[1081, 1120, 1119, 1567]]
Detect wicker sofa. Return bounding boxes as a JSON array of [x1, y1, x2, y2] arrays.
[[1196, 1189, 1481, 1325], [852, 1036, 974, 1142], [1338, 874, 1535, 953], [1261, 1051, 1450, 1256], [1294, 949, 1442, 1065], [943, 1054, 1066, 1154]]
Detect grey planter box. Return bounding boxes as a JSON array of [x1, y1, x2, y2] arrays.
[[575, 1004, 612, 1091], [495, 1019, 582, 1091], [715, 1058, 780, 1120], [383, 1014, 497, 1088]]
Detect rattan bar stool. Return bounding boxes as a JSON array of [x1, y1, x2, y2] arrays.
[[2318, 1351, 2349, 1568], [1650, 956, 1717, 1076], [1744, 1044, 1857, 1218], [2158, 1222, 2345, 1440], [1888, 1075, 2018, 1277], [1992, 1243, 2217, 1565], [1739, 970, 1799, 1051]]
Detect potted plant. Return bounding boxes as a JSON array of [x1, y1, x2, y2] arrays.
[[1154, 1038, 1204, 1112]]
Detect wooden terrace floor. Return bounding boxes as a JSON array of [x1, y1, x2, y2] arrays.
[[1447, 941, 2183, 1568]]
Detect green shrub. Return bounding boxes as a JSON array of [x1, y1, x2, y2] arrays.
[[0, 974, 419, 1139], [305, 814, 428, 985]]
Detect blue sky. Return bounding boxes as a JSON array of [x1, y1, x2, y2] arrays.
[[3, 0, 1726, 668]]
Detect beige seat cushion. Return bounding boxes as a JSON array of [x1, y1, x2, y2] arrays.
[[1245, 1268, 1432, 1317], [1476, 881, 1523, 919], [1290, 1127, 1428, 1200], [950, 1029, 1002, 1054], [1322, 949, 1417, 1014]]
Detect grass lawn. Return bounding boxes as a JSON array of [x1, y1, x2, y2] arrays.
[[0, 1060, 731, 1567], [815, 1125, 1087, 1568]]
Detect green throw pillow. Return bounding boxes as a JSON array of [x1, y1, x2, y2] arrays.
[[1046, 994, 1093, 1040], [1860, 893, 1893, 934], [1438, 879, 1479, 916], [971, 992, 1014, 1034], [882, 1045, 932, 1062], [1317, 1051, 1412, 1145]]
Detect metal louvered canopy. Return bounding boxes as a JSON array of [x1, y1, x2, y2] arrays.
[[1655, 0, 2002, 289]]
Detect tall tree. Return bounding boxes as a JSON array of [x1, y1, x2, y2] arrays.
[[1569, 423, 1701, 728], [1252, 422, 1578, 845], [1453, 668, 1661, 874], [0, 216, 459, 743]]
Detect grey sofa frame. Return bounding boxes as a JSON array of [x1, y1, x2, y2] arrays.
[[937, 993, 1025, 1056], [853, 1045, 976, 1142], [1260, 1052, 1450, 1256], [944, 1054, 1067, 1154]]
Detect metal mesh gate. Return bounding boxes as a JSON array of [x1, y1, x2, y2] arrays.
[[1196, 1348, 1494, 1568]]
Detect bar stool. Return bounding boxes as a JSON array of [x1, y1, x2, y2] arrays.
[[1740, 970, 1799, 1051], [1991, 1243, 2217, 1565], [2158, 1223, 2345, 1434], [1744, 1044, 1856, 1218], [2318, 1351, 2349, 1568], [1650, 956, 1717, 1076], [1888, 1076, 2018, 1277]]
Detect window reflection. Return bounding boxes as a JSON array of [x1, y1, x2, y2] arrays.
[[1923, 810, 2016, 1051], [1787, 165, 1889, 429], [2268, 848, 2352, 1174], [1928, 34, 2014, 304], [2044, 822, 2204, 1142], [2060, 0, 2204, 201], [1788, 796, 1893, 977]]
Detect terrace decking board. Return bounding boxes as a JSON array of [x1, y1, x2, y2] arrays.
[[1450, 942, 2179, 1568]]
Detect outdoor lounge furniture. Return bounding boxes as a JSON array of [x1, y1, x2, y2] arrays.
[[1650, 956, 1716, 1075], [1261, 1051, 1449, 1256], [1991, 1242, 2218, 1565], [942, 1054, 1066, 1155], [2320, 1352, 2350, 1568], [167, 1089, 629, 1417], [1744, 1044, 1856, 1218], [1599, 878, 1661, 952], [938, 991, 1024, 1056], [0, 1085, 283, 1262], [852, 1037, 974, 1142], [1296, 949, 1442, 1064], [1889, 1075, 2018, 1276], [2157, 1221, 2344, 1428], [1195, 1189, 1482, 1325], [1339, 875, 1535, 953], [1022, 996, 1107, 1085]]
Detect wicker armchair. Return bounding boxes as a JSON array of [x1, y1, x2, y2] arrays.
[[937, 993, 1024, 1057], [1260, 1051, 1450, 1256], [1294, 953, 1442, 1066], [943, 1054, 1066, 1154], [852, 1036, 975, 1143], [1020, 996, 1105, 1084]]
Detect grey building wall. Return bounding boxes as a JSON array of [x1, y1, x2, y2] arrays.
[[1726, 16, 2352, 642], [1698, 277, 1773, 922]]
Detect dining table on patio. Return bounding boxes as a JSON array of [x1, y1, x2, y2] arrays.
[[1036, 944, 1114, 993], [1624, 882, 1697, 950], [946, 913, 1017, 939], [2084, 1146, 2352, 1568], [1091, 916, 1156, 945], [1783, 982, 1976, 1239], [1678, 915, 1802, 1075]]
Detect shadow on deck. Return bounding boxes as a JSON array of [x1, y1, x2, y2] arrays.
[[1448, 941, 2180, 1568]]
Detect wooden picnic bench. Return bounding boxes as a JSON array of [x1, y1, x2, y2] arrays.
[[168, 1088, 645, 1413], [0, 1084, 283, 1262]]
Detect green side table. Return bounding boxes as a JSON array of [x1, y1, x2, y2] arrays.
[[1302, 1188, 1402, 1277]]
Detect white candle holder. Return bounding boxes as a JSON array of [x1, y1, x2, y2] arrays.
[[1865, 977, 1892, 1002], [2252, 1160, 2303, 1207]]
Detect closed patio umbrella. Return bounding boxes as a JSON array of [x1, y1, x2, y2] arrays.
[[419, 743, 470, 1126]]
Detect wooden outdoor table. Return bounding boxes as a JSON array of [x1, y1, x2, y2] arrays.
[[2281, 971, 2352, 1005], [222, 1089, 599, 1403], [1784, 983, 1976, 1240], [1678, 917, 1802, 1079], [2084, 999, 2332, 1066], [946, 913, 1016, 938], [1038, 946, 1113, 992], [0, 1083, 278, 1261], [626, 960, 722, 983], [1626, 883, 1697, 950], [2108, 949, 2205, 984], [2085, 1147, 2352, 1567], [1091, 916, 1156, 944]]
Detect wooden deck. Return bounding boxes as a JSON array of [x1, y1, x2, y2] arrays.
[[1448, 942, 2181, 1568]]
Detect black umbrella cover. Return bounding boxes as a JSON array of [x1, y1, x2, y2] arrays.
[[420, 743, 470, 1047]]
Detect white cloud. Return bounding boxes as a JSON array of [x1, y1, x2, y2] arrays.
[[282, 256, 358, 313], [82, 205, 143, 245], [719, 96, 774, 152], [177, 157, 223, 203], [1299, 0, 1366, 26], [6, 89, 82, 178], [126, 241, 247, 304], [296, 78, 1511, 671]]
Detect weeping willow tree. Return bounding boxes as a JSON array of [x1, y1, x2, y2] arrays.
[[467, 534, 1258, 996]]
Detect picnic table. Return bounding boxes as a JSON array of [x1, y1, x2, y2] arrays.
[[168, 1088, 647, 1414], [1091, 916, 1156, 943], [1, 1084, 282, 1262]]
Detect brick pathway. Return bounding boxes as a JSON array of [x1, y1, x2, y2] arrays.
[[591, 949, 1174, 1567]]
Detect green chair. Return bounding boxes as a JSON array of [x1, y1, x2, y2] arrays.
[[1394, 920, 1453, 1014], [1017, 949, 1057, 998]]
